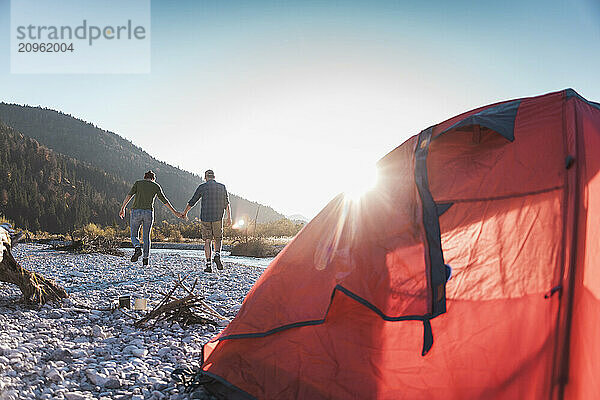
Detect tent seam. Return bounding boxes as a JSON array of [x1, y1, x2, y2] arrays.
[[415, 127, 448, 316], [212, 284, 440, 342]]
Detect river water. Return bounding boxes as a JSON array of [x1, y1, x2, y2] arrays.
[[122, 247, 275, 269]]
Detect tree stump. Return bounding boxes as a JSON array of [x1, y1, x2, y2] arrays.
[[0, 226, 68, 304]]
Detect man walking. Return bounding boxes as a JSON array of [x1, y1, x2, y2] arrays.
[[119, 170, 181, 265], [181, 169, 232, 272]]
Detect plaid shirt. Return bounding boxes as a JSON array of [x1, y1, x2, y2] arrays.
[[188, 180, 229, 222]]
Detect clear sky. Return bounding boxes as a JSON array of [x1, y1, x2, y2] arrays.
[[1, 0, 599, 218]]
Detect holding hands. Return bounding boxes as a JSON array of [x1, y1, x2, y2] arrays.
[[171, 210, 184, 219], [178, 205, 192, 221], [170, 208, 187, 220], [122, 206, 187, 220]]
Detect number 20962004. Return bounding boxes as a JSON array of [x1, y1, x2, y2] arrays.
[[18, 43, 74, 52]]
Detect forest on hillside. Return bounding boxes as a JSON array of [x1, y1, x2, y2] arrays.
[[0, 123, 129, 233], [0, 103, 284, 223]]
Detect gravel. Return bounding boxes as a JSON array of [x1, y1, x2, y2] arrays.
[[0, 244, 264, 399]]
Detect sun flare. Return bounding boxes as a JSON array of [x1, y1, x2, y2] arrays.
[[342, 162, 379, 201], [232, 219, 245, 229]]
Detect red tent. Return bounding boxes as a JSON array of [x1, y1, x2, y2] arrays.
[[201, 89, 600, 399]]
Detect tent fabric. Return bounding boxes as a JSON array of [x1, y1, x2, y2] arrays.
[[202, 89, 600, 399], [562, 97, 600, 400]]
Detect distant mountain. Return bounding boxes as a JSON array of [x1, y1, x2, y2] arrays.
[[0, 103, 284, 223], [287, 214, 309, 223], [0, 122, 129, 233]]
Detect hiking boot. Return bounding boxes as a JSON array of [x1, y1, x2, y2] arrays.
[[142, 258, 149, 266], [204, 264, 213, 273], [131, 247, 142, 262], [214, 254, 223, 270]]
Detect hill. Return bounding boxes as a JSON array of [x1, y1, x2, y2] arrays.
[[0, 103, 284, 223], [0, 122, 129, 233], [287, 214, 310, 223]]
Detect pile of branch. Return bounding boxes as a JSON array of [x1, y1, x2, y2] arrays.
[[134, 276, 227, 329], [53, 235, 124, 257]]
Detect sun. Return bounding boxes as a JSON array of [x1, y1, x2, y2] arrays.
[[342, 162, 379, 201]]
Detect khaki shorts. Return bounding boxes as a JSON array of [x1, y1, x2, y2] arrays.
[[201, 220, 223, 240]]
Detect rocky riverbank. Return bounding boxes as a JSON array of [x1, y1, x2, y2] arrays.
[[0, 244, 264, 400]]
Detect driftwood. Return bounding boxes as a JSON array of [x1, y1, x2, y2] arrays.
[[0, 225, 68, 304], [134, 276, 226, 329], [53, 235, 124, 256]]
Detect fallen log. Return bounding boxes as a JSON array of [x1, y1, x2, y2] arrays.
[[0, 225, 68, 304]]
